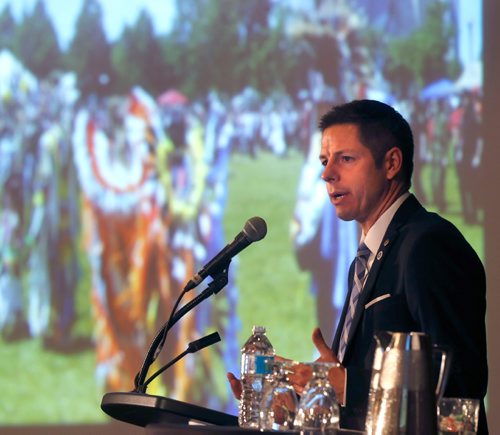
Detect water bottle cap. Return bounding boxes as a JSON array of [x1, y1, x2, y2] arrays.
[[252, 325, 266, 334]]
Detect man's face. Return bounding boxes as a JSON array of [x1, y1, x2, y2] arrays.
[[319, 123, 392, 232]]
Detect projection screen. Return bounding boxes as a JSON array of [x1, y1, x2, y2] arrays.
[[0, 0, 496, 433]]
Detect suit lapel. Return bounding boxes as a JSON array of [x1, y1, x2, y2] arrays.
[[332, 260, 355, 352], [338, 194, 424, 361], [344, 235, 393, 347]]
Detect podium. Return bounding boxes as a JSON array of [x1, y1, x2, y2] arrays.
[[101, 392, 363, 434], [101, 392, 238, 427]]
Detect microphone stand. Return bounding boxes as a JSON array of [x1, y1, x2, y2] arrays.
[[100, 267, 238, 427], [134, 267, 229, 392]]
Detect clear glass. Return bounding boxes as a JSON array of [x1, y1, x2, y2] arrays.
[[293, 362, 340, 432], [437, 397, 480, 434], [259, 361, 299, 432]]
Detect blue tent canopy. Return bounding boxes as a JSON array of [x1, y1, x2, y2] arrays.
[[420, 79, 457, 100]]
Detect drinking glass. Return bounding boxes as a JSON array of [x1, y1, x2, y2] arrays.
[[293, 362, 340, 432], [259, 361, 299, 431], [437, 397, 479, 434]]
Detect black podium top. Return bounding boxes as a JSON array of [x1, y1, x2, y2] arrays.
[[101, 392, 238, 427], [101, 392, 364, 434]]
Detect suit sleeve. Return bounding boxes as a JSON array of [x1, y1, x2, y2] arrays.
[[342, 366, 372, 429], [403, 225, 487, 400]]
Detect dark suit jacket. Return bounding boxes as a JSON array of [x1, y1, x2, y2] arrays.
[[332, 194, 488, 433]]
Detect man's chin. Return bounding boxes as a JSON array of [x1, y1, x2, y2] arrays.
[[334, 209, 356, 222]]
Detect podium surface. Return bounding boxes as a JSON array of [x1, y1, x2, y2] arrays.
[[102, 392, 364, 434], [101, 392, 238, 427]]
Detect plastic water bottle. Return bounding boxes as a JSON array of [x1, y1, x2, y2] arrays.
[[238, 325, 275, 428]]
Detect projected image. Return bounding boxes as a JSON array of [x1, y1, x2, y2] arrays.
[[0, 0, 483, 425]]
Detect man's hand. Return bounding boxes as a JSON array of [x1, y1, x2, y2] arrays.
[[311, 327, 345, 404], [226, 355, 294, 401], [226, 328, 346, 404], [226, 372, 242, 399], [288, 328, 346, 404]]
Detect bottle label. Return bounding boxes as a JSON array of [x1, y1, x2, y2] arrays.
[[255, 355, 274, 375]]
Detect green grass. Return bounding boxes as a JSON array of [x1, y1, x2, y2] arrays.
[[0, 147, 483, 424], [0, 338, 106, 424]]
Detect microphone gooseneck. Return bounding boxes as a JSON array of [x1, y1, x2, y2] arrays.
[[141, 332, 222, 389], [133, 216, 267, 393]]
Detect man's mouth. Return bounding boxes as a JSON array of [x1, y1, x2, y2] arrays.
[[331, 192, 347, 200]]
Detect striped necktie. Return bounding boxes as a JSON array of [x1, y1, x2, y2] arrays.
[[338, 242, 371, 363]]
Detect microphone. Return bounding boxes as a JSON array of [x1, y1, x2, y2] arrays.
[[187, 331, 221, 352], [184, 216, 267, 291], [134, 217, 265, 390], [139, 332, 222, 391]]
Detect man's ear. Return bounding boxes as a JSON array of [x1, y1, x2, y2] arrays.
[[384, 147, 403, 180]]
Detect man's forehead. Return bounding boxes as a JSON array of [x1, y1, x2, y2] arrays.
[[320, 124, 362, 148]]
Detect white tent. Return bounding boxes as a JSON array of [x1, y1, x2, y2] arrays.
[[455, 60, 482, 92]]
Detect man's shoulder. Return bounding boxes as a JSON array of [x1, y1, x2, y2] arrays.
[[408, 206, 466, 239], [393, 195, 462, 235], [396, 208, 483, 267]]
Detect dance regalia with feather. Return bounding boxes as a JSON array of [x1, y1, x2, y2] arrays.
[[72, 88, 175, 392]]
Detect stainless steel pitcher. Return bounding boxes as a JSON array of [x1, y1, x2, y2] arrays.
[[365, 331, 450, 435]]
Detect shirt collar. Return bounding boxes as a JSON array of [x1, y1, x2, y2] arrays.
[[362, 192, 410, 256]]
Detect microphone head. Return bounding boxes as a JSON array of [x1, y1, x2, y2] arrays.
[[243, 216, 267, 242]]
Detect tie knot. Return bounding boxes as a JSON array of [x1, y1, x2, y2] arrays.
[[357, 242, 371, 260]]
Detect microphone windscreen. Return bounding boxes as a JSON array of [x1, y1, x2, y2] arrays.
[[244, 216, 267, 242]]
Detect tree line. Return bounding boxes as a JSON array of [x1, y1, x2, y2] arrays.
[[0, 0, 459, 101]]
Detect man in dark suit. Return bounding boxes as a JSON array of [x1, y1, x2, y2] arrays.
[[228, 99, 488, 433]]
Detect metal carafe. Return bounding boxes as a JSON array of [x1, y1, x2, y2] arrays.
[[365, 332, 450, 435]]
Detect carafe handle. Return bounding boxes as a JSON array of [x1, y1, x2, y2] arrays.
[[433, 345, 452, 400]]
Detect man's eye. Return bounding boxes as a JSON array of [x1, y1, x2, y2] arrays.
[[341, 156, 353, 162], [320, 160, 327, 167]]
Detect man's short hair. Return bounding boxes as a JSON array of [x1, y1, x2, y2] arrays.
[[319, 99, 414, 188]]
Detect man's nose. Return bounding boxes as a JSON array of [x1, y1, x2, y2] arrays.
[[321, 162, 337, 182]]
